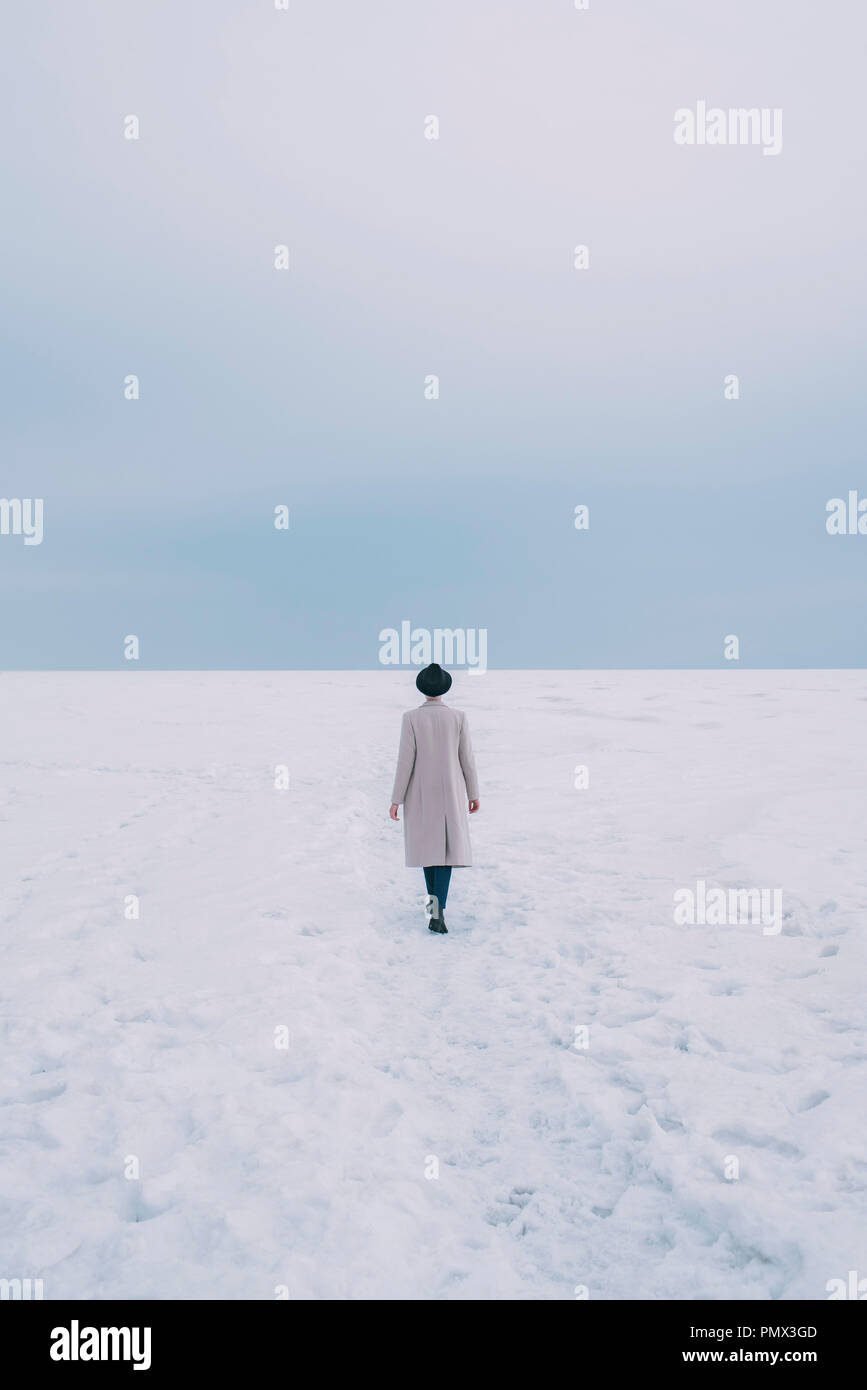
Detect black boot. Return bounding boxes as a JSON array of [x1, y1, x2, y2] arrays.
[[428, 912, 448, 934]]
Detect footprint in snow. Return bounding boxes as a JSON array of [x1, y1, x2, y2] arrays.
[[796, 1090, 830, 1112], [712, 1127, 801, 1159], [604, 1007, 659, 1027], [370, 1100, 402, 1138], [1, 1080, 67, 1106]]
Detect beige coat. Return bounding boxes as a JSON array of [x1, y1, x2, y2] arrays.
[[391, 701, 479, 867]]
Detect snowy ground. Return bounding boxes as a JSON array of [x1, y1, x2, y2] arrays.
[[1, 670, 864, 1300]]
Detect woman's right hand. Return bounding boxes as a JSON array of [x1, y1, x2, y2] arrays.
[[468, 799, 480, 814]]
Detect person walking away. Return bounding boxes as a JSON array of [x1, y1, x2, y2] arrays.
[[389, 663, 480, 934]]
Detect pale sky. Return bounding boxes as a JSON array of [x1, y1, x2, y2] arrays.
[[1, 0, 865, 667]]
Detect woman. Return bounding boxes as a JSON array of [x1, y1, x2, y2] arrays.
[[389, 663, 480, 934]]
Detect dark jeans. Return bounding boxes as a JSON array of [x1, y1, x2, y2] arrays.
[[423, 866, 452, 914]]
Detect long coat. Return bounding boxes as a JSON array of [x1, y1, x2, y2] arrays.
[[391, 701, 479, 867]]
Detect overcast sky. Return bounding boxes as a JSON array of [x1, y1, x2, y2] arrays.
[[2, 0, 865, 668]]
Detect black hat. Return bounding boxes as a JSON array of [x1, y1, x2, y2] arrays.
[[416, 663, 452, 697]]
